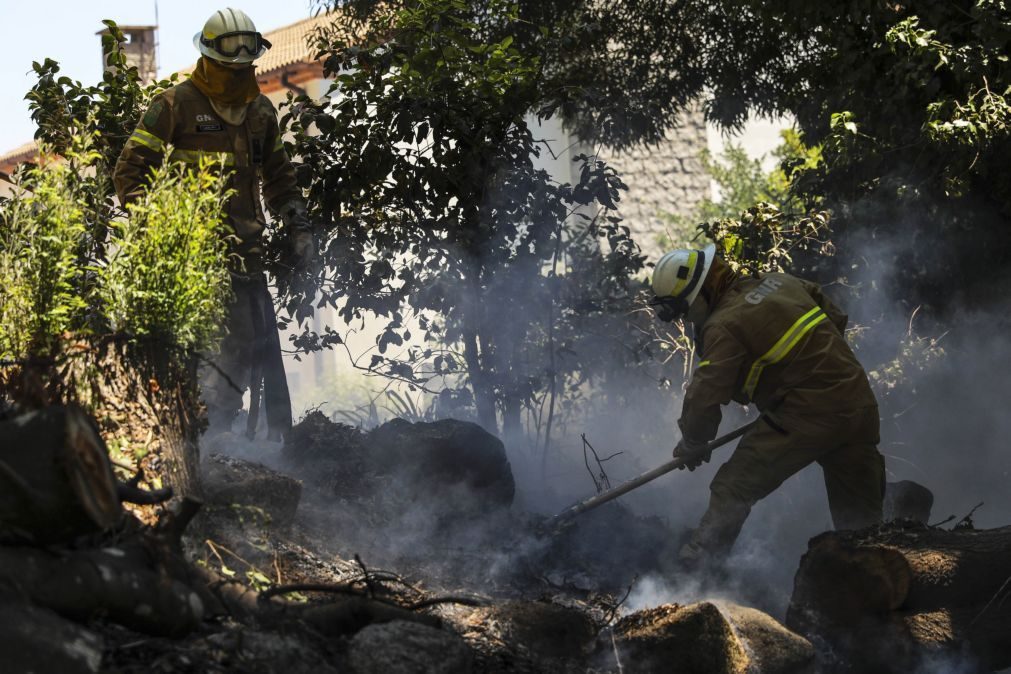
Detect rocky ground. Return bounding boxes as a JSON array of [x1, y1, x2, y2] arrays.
[[82, 413, 815, 673], [3, 408, 1005, 673]]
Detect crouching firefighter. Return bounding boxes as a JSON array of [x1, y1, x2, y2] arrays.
[[650, 244, 885, 568], [113, 7, 315, 441]]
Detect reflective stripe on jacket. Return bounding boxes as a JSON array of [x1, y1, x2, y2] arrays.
[[679, 272, 877, 443], [113, 80, 303, 253]]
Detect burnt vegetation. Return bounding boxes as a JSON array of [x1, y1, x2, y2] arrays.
[[2, 2, 1011, 673]]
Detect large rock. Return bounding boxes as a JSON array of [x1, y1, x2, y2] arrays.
[[202, 453, 302, 529], [462, 600, 598, 667], [348, 620, 475, 674], [282, 413, 515, 512], [884, 480, 934, 523], [719, 604, 816, 674], [366, 418, 515, 509], [612, 601, 814, 674]]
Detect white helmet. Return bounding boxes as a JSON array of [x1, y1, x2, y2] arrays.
[[193, 8, 271, 64], [651, 243, 716, 314]]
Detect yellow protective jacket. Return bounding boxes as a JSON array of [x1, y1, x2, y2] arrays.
[[113, 80, 305, 256], [680, 270, 877, 443]]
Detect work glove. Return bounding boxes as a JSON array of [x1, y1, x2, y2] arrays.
[[292, 229, 315, 270], [673, 436, 711, 471], [279, 201, 315, 270]]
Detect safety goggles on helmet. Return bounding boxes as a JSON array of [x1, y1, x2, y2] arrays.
[[649, 294, 690, 322], [200, 31, 271, 58]]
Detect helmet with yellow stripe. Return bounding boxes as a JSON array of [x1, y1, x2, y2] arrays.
[[650, 243, 716, 319]]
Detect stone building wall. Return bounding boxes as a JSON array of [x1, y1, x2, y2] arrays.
[[595, 105, 710, 259]]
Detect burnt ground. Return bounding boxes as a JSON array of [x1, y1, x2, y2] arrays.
[[93, 414, 691, 673]]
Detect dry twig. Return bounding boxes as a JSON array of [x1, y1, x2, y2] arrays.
[[603, 575, 638, 626], [581, 433, 623, 494], [354, 553, 376, 599], [954, 502, 985, 530]]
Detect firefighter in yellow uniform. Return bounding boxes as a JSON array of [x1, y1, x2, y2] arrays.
[[114, 8, 313, 441], [651, 244, 885, 566]]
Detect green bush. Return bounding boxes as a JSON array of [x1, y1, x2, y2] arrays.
[[0, 132, 232, 360], [99, 154, 233, 352], [0, 139, 92, 358]]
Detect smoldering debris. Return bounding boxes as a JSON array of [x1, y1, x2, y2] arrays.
[[268, 411, 683, 597], [7, 400, 1008, 672]]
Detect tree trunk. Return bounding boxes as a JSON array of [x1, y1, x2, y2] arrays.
[[0, 405, 121, 544], [787, 522, 1011, 672], [2, 335, 204, 523], [0, 544, 205, 637], [462, 323, 498, 436], [500, 396, 523, 449]]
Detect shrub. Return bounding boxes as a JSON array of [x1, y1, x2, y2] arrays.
[[99, 154, 233, 352], [0, 132, 232, 360]]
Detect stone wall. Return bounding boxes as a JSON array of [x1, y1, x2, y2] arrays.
[[595, 105, 710, 259]]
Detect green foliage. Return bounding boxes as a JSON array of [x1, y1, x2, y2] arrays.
[[285, 0, 643, 435], [27, 21, 176, 174], [697, 203, 834, 275], [661, 130, 825, 259], [323, 0, 1011, 311], [0, 138, 92, 358], [99, 156, 233, 351], [661, 144, 770, 250], [0, 133, 233, 359], [0, 21, 231, 361], [762, 2, 1011, 308], [25, 21, 178, 265]]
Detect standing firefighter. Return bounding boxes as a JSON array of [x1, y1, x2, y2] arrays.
[[114, 8, 314, 441], [651, 244, 885, 567]]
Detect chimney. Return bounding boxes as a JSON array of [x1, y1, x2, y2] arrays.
[[98, 25, 158, 85]]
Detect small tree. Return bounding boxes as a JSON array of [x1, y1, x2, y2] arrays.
[[282, 0, 643, 441], [24, 21, 180, 269]]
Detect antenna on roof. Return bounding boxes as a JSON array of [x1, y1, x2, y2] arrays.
[[153, 0, 161, 78]]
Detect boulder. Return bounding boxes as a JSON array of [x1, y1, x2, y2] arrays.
[[348, 620, 475, 674], [282, 414, 515, 512], [884, 480, 934, 523], [612, 601, 814, 674], [719, 603, 816, 674], [465, 600, 597, 661], [202, 453, 302, 529], [365, 418, 515, 509]]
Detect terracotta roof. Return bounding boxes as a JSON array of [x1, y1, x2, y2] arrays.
[[256, 13, 334, 75], [176, 13, 334, 77], [0, 140, 39, 169]]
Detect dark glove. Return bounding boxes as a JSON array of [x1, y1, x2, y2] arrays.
[[279, 201, 315, 269], [673, 436, 711, 471], [292, 229, 315, 269]]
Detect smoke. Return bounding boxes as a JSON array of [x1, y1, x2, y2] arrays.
[[913, 650, 982, 674], [493, 214, 1011, 623], [838, 227, 1011, 531], [212, 122, 1011, 671]]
